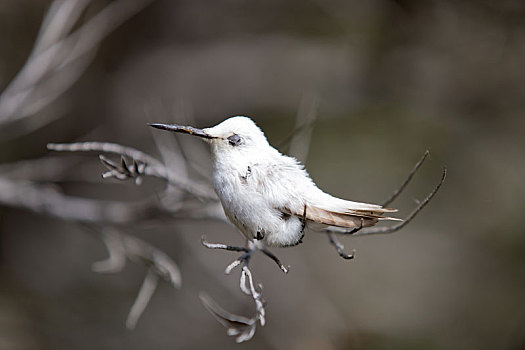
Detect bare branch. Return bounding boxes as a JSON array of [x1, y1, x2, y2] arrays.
[[99, 155, 146, 185], [201, 238, 289, 274], [0, 0, 155, 130], [287, 92, 319, 163], [201, 236, 249, 252], [277, 92, 319, 161], [122, 233, 182, 288], [354, 167, 447, 236], [0, 176, 167, 224], [199, 292, 256, 343], [47, 142, 163, 167], [199, 266, 265, 343], [259, 247, 290, 273], [126, 270, 160, 330], [381, 150, 430, 207], [0, 156, 80, 182], [240, 267, 265, 327], [92, 226, 183, 286], [170, 100, 214, 180], [89, 227, 181, 329], [33, 0, 92, 56], [92, 228, 126, 273], [144, 102, 191, 182], [327, 232, 355, 259], [47, 142, 217, 199]]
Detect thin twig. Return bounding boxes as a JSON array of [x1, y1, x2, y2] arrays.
[[171, 101, 214, 179], [91, 228, 126, 273], [201, 237, 289, 274], [199, 266, 266, 343], [47, 142, 217, 199], [354, 167, 447, 236], [327, 232, 355, 259], [381, 150, 430, 207], [286, 92, 319, 163], [201, 236, 249, 252], [260, 248, 290, 273], [47, 142, 163, 167], [99, 155, 146, 185], [0, 0, 155, 128], [126, 269, 160, 330], [199, 292, 257, 343], [32, 0, 92, 56], [87, 226, 181, 329]]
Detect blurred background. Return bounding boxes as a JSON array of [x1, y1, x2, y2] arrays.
[[1, 0, 524, 349]]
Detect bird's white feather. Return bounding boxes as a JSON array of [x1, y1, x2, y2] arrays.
[[199, 116, 398, 246]]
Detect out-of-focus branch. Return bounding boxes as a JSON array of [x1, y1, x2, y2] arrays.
[[0, 156, 80, 182], [99, 155, 147, 185], [90, 227, 181, 329], [278, 92, 319, 163], [286, 92, 319, 163], [48, 142, 163, 168], [200, 266, 265, 343], [169, 101, 214, 180], [144, 102, 189, 181], [0, 0, 155, 132], [47, 142, 217, 200], [126, 269, 160, 330], [32, 0, 92, 56], [0, 176, 167, 224]]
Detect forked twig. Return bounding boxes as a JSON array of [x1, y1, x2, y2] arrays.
[[90, 227, 181, 329], [47, 142, 216, 199], [99, 155, 146, 185], [0, 176, 168, 224], [323, 151, 446, 260], [48, 141, 163, 167], [199, 234, 286, 340], [354, 167, 447, 236], [201, 237, 289, 274], [199, 266, 266, 343], [0, 0, 155, 130], [381, 150, 430, 207]]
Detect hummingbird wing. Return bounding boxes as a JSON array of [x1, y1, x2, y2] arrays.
[[300, 205, 379, 229], [298, 192, 401, 229], [252, 153, 400, 230]]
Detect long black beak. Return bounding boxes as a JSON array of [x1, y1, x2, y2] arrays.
[[148, 123, 216, 139]]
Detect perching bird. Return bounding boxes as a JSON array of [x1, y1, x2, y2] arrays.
[[150, 116, 400, 248]]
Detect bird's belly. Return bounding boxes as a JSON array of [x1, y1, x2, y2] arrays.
[[213, 171, 304, 247]]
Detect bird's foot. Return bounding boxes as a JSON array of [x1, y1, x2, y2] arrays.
[[201, 236, 289, 274]]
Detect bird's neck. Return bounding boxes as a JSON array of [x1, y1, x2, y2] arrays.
[[210, 146, 279, 174]]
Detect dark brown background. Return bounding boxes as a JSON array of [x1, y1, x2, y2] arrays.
[[1, 0, 524, 349]]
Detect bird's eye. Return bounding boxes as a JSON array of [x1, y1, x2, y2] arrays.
[[227, 134, 242, 146]]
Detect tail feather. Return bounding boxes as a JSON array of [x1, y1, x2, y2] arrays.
[[291, 197, 401, 229], [303, 206, 379, 229]]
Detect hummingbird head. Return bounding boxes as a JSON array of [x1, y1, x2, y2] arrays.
[[149, 116, 270, 155]]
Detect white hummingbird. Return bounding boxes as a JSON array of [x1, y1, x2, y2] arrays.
[[150, 116, 400, 248]]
